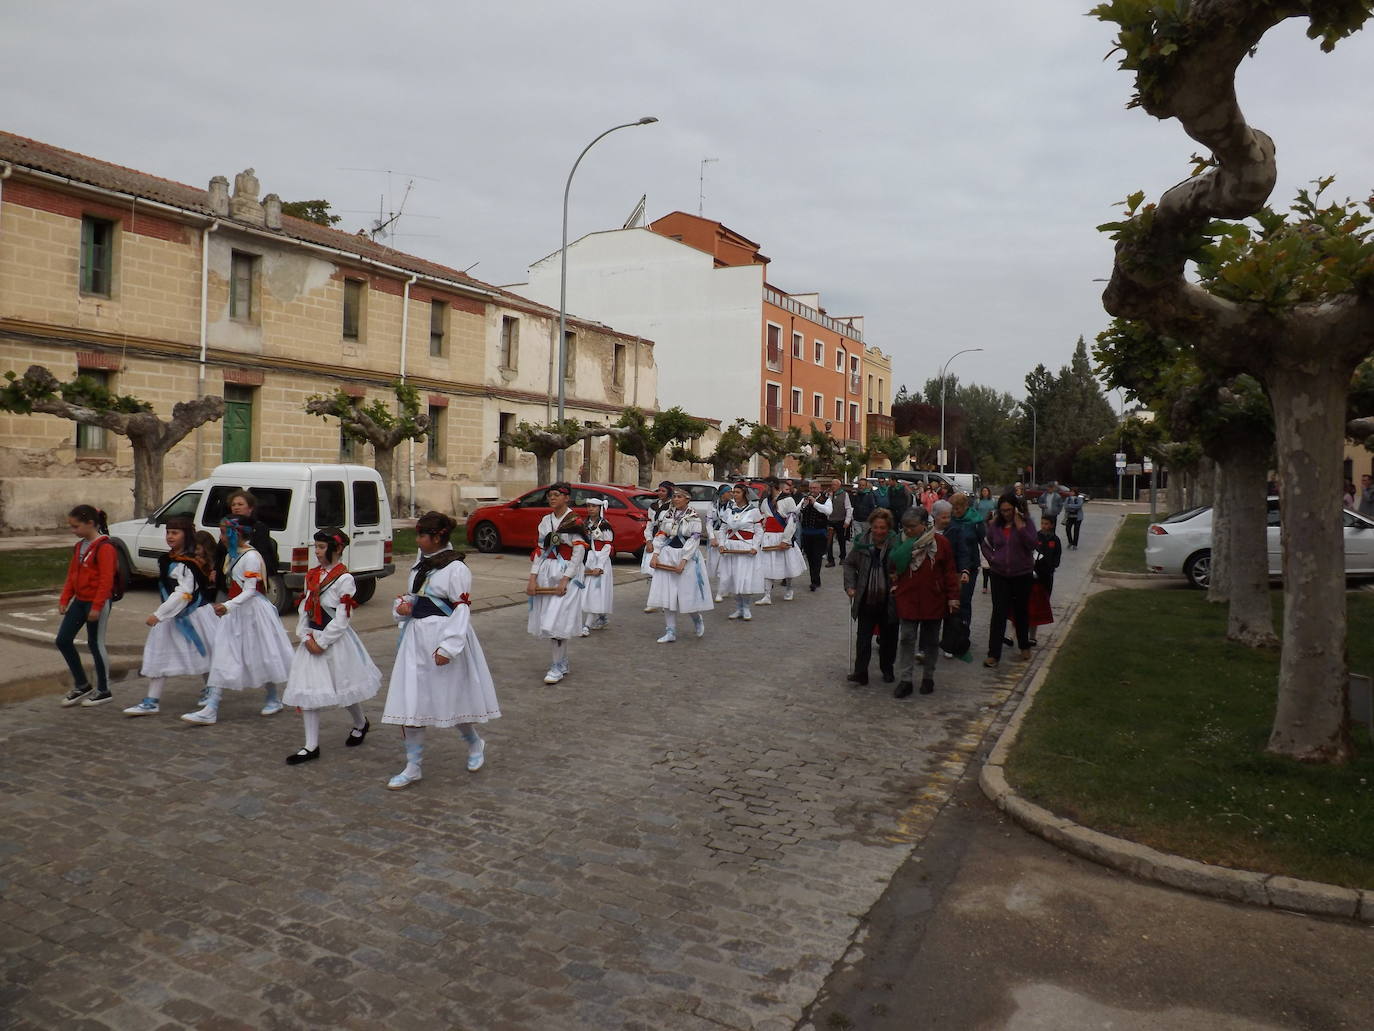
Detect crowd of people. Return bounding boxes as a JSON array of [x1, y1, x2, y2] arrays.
[[49, 476, 1087, 788]]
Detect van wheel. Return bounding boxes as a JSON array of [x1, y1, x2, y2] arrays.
[[472, 522, 502, 553], [267, 573, 294, 615], [351, 578, 377, 606], [1184, 550, 1211, 591]]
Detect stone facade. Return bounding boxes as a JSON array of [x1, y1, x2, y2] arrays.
[[0, 131, 666, 530]]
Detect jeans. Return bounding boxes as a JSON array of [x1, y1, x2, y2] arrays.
[[56, 600, 110, 692], [826, 525, 849, 562], [988, 572, 1033, 660], [1065, 518, 1081, 547], [896, 618, 941, 684], [854, 608, 898, 676], [799, 531, 827, 587]]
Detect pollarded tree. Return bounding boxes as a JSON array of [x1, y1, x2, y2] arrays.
[[747, 423, 804, 477], [797, 427, 842, 479], [0, 365, 225, 517], [682, 418, 756, 480], [867, 434, 911, 472], [1094, 0, 1374, 762], [305, 380, 428, 514], [614, 406, 711, 488], [497, 418, 622, 486]]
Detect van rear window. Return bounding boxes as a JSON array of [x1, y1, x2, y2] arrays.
[[202, 486, 291, 531], [316, 481, 346, 528], [353, 481, 381, 526]]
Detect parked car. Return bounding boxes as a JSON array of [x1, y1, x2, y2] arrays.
[[1144, 498, 1374, 589], [465, 483, 658, 558], [107, 463, 395, 614], [884, 470, 982, 497], [673, 480, 759, 524]]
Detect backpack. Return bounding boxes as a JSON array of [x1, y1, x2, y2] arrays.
[[80, 538, 127, 603]]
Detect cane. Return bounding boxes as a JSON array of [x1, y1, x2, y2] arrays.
[[848, 610, 856, 677]]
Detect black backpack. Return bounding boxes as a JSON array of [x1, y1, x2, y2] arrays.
[[88, 538, 128, 603]]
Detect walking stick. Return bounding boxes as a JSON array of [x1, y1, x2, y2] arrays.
[[848, 611, 856, 676]]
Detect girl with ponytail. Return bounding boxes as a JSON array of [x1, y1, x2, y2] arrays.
[[57, 505, 117, 708]]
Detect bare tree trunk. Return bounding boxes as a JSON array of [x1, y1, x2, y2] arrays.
[[1208, 460, 1230, 604], [535, 452, 553, 485], [130, 441, 164, 518], [373, 445, 397, 515], [1267, 368, 1352, 762], [1194, 459, 1216, 510], [1167, 469, 1186, 515], [1222, 440, 1277, 648], [637, 457, 654, 489]]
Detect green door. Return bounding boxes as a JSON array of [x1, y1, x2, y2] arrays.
[[222, 386, 253, 463]]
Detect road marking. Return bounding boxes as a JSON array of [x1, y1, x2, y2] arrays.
[[1, 624, 56, 640], [10, 613, 47, 622]]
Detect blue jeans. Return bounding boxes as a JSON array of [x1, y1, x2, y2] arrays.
[[56, 600, 110, 693]]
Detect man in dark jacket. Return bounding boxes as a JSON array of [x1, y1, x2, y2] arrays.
[[937, 494, 985, 631], [842, 509, 898, 686]]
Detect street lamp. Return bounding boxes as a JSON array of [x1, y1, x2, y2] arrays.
[[938, 347, 983, 474], [556, 116, 659, 480], [1023, 399, 1037, 486]]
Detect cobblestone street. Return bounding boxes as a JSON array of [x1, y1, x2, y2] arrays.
[[0, 517, 1114, 1030]]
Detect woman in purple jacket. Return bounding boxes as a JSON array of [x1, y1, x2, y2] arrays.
[[981, 492, 1039, 667]]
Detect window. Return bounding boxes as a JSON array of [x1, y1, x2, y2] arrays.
[[835, 398, 843, 422], [202, 485, 292, 531], [427, 405, 445, 463], [342, 279, 364, 340], [867, 374, 874, 413], [152, 490, 202, 526], [563, 330, 577, 381], [813, 340, 823, 364], [353, 480, 381, 527], [766, 323, 783, 371], [835, 348, 845, 372], [339, 425, 360, 463], [230, 251, 256, 320], [315, 481, 346, 528], [80, 216, 114, 296], [74, 369, 110, 452], [849, 402, 859, 435], [765, 383, 782, 428], [613, 343, 627, 387], [500, 316, 519, 370], [498, 411, 516, 464], [812, 393, 823, 418], [790, 387, 802, 414], [516, 488, 550, 508], [792, 331, 804, 359], [429, 300, 447, 357]]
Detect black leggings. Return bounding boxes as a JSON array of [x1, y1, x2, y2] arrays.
[[987, 572, 1033, 660], [1065, 519, 1082, 547]]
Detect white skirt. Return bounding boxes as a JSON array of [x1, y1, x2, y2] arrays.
[[140, 611, 212, 678], [206, 593, 294, 690], [581, 549, 614, 616], [283, 628, 382, 710], [382, 617, 501, 728], [704, 541, 722, 580], [717, 547, 764, 596], [527, 557, 585, 640], [758, 533, 807, 581], [191, 606, 220, 665], [646, 546, 714, 613]]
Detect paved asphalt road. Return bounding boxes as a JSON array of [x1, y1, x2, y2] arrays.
[[2, 507, 1366, 1029]]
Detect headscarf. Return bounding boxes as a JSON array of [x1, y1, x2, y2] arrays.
[[220, 516, 253, 567]]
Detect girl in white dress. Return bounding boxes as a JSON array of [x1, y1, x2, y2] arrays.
[[755, 477, 806, 604], [716, 485, 766, 622], [527, 483, 589, 684], [124, 517, 212, 717], [383, 512, 500, 790], [282, 528, 381, 765], [706, 486, 730, 601], [579, 499, 614, 636], [647, 485, 713, 643], [640, 482, 673, 611], [181, 517, 294, 726]]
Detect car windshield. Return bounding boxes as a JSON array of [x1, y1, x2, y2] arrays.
[[629, 494, 658, 510]]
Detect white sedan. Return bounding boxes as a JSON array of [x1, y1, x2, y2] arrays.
[[1145, 499, 1374, 589]]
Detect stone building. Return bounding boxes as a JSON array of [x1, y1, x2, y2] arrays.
[[0, 131, 673, 530]]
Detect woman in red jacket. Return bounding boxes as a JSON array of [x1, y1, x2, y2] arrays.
[[57, 504, 117, 707], [890, 506, 960, 699]]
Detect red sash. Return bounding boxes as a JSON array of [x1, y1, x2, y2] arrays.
[[727, 530, 756, 541], [762, 517, 786, 534], [593, 541, 611, 552]]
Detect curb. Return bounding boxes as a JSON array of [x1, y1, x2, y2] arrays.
[[980, 521, 1374, 924]]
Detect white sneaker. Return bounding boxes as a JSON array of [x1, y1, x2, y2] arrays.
[[260, 700, 284, 717], [727, 609, 742, 620], [543, 667, 564, 685], [713, 593, 723, 603], [643, 605, 657, 613], [692, 615, 706, 638], [180, 707, 217, 725], [783, 588, 795, 601], [657, 631, 677, 644], [123, 697, 160, 717], [579, 625, 592, 638], [755, 595, 772, 606], [742, 607, 753, 621], [387, 768, 422, 790], [466, 741, 485, 772]]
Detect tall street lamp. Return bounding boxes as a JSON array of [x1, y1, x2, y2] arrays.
[[1023, 400, 1037, 485], [938, 348, 983, 475], [556, 117, 659, 480]]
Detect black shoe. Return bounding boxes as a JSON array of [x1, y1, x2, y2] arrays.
[[881, 669, 895, 684], [847, 672, 869, 686], [60, 685, 93, 707], [286, 746, 320, 765], [919, 678, 934, 695], [1028, 638, 1037, 647], [825, 560, 836, 567], [345, 718, 370, 747], [809, 584, 818, 592], [893, 681, 913, 699]]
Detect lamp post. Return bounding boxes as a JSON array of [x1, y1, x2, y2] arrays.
[[938, 347, 983, 475], [1023, 399, 1037, 486], [555, 117, 659, 480]]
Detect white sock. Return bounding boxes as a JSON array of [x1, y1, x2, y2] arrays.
[[263, 683, 280, 704], [203, 686, 222, 713], [302, 709, 321, 750], [346, 703, 366, 729], [147, 677, 165, 701], [402, 726, 425, 776], [664, 611, 677, 632], [458, 722, 482, 754]]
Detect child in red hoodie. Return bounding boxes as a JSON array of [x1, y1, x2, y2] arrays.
[[58, 504, 118, 707]]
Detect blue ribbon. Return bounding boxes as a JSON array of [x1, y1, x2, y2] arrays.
[[159, 579, 207, 656]]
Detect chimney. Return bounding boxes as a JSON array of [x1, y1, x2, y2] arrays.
[[263, 193, 282, 230], [207, 175, 230, 216], [229, 168, 265, 226]]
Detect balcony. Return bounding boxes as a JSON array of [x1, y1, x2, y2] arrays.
[[866, 412, 894, 438], [766, 344, 783, 372], [849, 372, 862, 394], [765, 404, 782, 429]]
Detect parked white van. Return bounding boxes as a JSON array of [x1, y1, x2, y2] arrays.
[[107, 463, 395, 613]]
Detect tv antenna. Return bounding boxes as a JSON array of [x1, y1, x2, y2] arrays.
[[338, 167, 441, 244], [370, 180, 413, 242], [698, 157, 718, 217]]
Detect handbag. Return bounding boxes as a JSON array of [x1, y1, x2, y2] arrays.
[[940, 613, 970, 658], [1029, 581, 1055, 627]]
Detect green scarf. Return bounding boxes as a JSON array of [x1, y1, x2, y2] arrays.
[[890, 526, 938, 575]]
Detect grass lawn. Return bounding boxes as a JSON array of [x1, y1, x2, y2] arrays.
[[1007, 589, 1374, 889], [0, 547, 73, 594], [1098, 513, 1153, 574], [392, 527, 465, 556]]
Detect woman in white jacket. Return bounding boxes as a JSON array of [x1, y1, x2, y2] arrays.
[[282, 527, 381, 765], [382, 512, 500, 790], [647, 485, 714, 642]]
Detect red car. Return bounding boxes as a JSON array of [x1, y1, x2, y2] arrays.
[[465, 483, 659, 558]]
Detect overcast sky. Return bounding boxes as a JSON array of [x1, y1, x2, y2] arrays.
[[4, 2, 1371, 403]]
